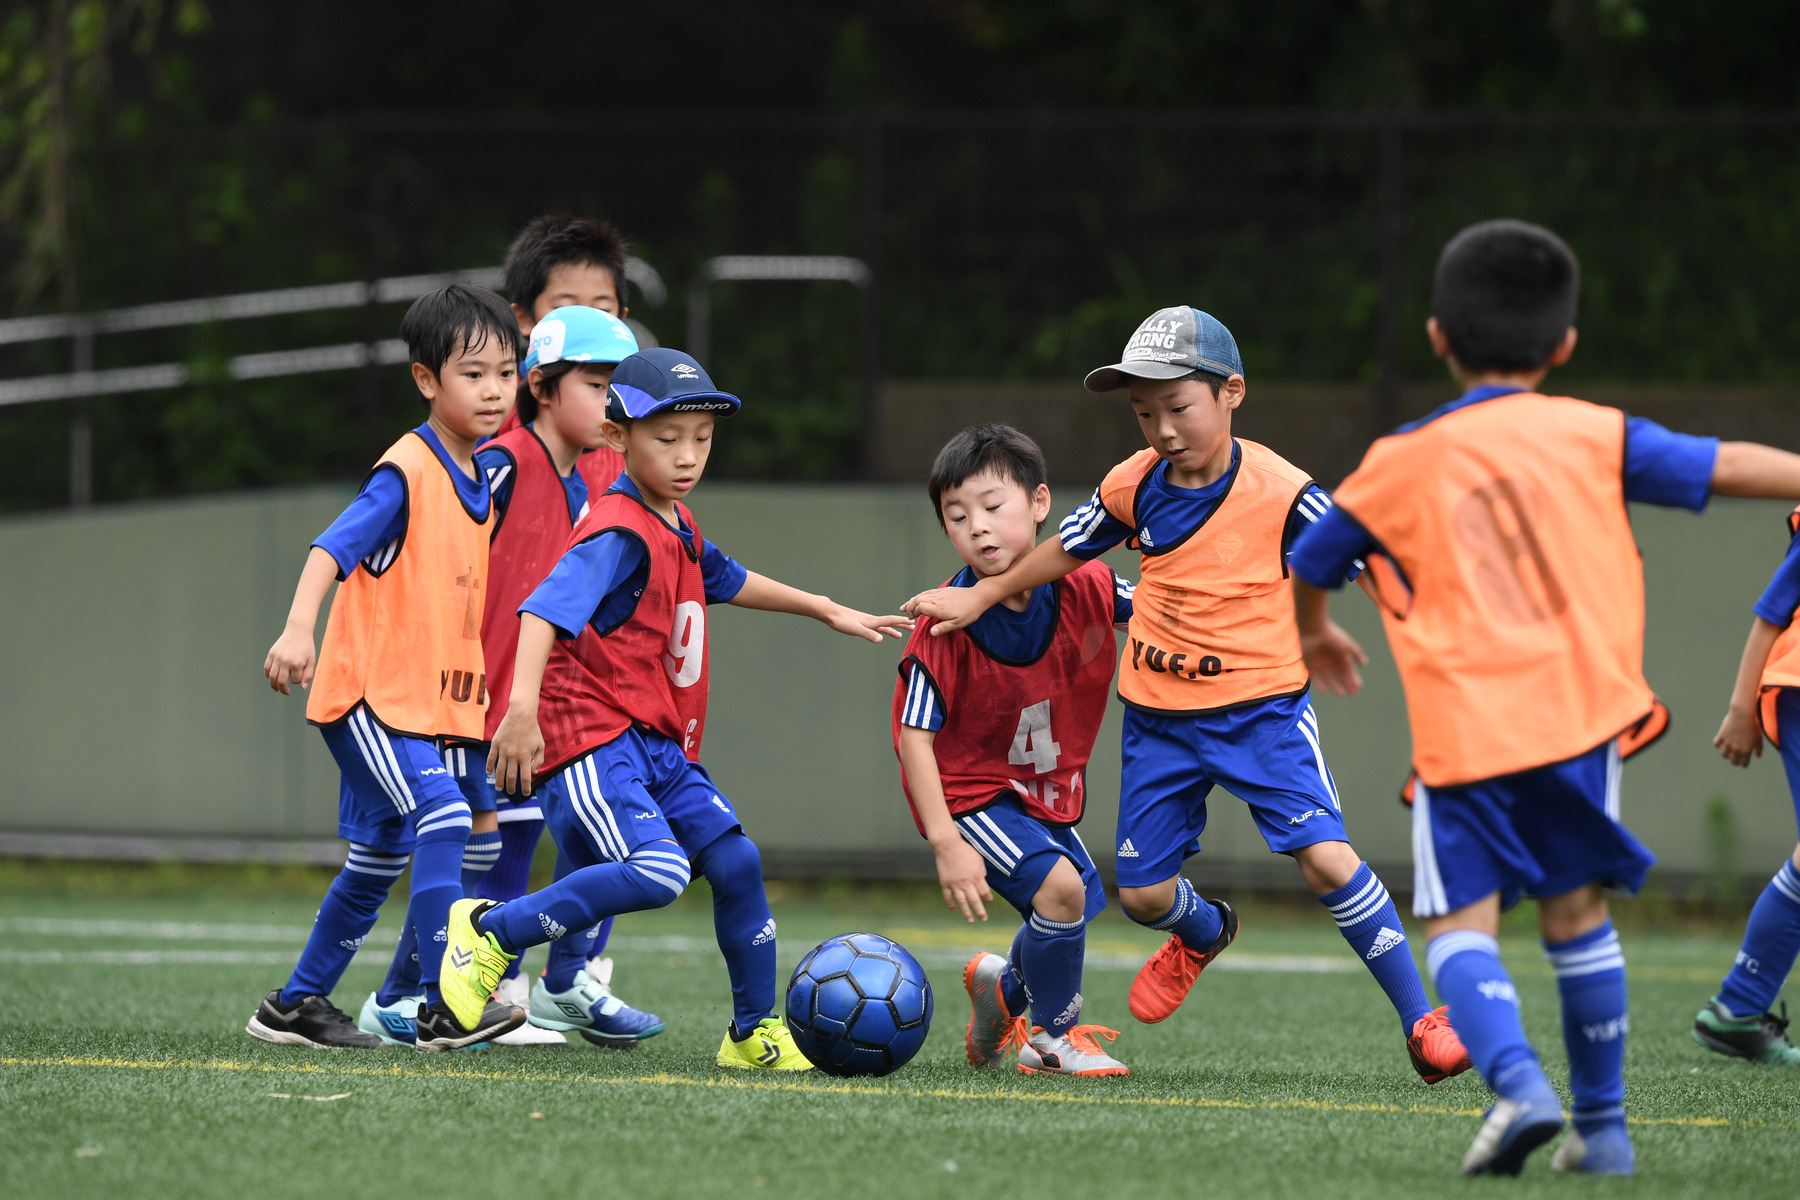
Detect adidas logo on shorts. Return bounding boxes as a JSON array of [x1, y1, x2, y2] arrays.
[[751, 918, 778, 946], [1364, 926, 1405, 960], [1117, 839, 1140, 858]]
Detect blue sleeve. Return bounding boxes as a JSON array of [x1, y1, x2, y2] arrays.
[[898, 662, 946, 732], [312, 466, 408, 579], [1112, 571, 1135, 626], [1623, 416, 1718, 511], [475, 446, 516, 521], [1285, 484, 1364, 581], [1059, 487, 1135, 559], [1754, 532, 1800, 628], [519, 531, 648, 638], [700, 539, 748, 604], [1288, 504, 1380, 591]]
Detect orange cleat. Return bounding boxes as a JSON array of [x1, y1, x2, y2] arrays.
[[1408, 1005, 1474, 1084], [1127, 898, 1238, 1024]]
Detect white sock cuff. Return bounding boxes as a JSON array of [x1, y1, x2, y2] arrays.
[[1425, 929, 1501, 983]]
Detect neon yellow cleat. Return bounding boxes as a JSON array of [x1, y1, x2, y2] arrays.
[[716, 1017, 814, 1071], [439, 899, 516, 1031]]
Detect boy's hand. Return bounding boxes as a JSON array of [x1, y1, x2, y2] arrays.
[[903, 587, 990, 635], [1714, 704, 1763, 767], [823, 603, 913, 644], [1301, 620, 1368, 696], [488, 707, 546, 796], [931, 835, 992, 924], [264, 628, 317, 694]]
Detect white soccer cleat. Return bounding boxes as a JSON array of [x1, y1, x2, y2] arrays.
[[1014, 1021, 1129, 1076], [490, 975, 570, 1046]]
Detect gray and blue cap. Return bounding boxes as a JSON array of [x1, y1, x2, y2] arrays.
[[1083, 306, 1244, 393], [606, 346, 742, 421]]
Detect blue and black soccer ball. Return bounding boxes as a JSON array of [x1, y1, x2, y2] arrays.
[[783, 932, 933, 1076]]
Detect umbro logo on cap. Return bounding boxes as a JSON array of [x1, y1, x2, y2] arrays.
[[671, 362, 700, 378]]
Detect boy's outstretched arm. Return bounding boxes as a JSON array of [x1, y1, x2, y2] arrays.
[[728, 571, 912, 642], [1715, 617, 1781, 767], [903, 538, 1083, 635], [488, 613, 556, 796], [1712, 442, 1800, 498], [264, 546, 340, 694], [1293, 577, 1369, 697], [896, 726, 992, 924]]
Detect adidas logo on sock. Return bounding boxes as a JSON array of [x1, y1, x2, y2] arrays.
[[1054, 993, 1083, 1029], [539, 913, 567, 939], [1118, 839, 1140, 858], [751, 918, 778, 946], [1364, 926, 1405, 960]]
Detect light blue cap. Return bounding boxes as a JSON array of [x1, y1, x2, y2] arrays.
[[1083, 306, 1244, 392], [522, 305, 640, 373]]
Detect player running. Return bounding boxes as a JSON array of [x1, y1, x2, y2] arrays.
[[905, 306, 1470, 1087], [441, 347, 911, 1069], [894, 425, 1134, 1076], [1290, 219, 1800, 1174]]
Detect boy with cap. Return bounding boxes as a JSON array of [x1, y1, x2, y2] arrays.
[[905, 306, 1470, 1086], [1289, 219, 1800, 1174], [250, 284, 528, 1051], [444, 348, 912, 1070], [357, 305, 662, 1049]]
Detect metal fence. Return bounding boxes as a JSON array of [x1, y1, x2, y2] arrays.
[[3, 109, 1800, 510]]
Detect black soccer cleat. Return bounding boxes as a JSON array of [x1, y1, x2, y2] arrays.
[[414, 996, 526, 1051], [1692, 997, 1800, 1065], [246, 989, 384, 1049]]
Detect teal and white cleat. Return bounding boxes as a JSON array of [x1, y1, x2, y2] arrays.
[[357, 991, 421, 1047], [530, 970, 665, 1049]]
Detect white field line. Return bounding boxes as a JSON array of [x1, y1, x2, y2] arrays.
[[0, 921, 1357, 974]]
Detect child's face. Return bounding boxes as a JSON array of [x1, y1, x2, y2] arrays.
[[532, 363, 616, 449], [412, 335, 516, 441], [937, 470, 1051, 579], [1127, 375, 1243, 475], [515, 262, 626, 331], [605, 411, 714, 504]]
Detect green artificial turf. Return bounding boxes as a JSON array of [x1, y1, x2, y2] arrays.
[[1, 872, 1795, 1200]]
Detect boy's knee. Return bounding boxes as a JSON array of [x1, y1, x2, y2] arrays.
[[412, 798, 473, 845], [696, 831, 763, 892], [1032, 858, 1087, 924], [1118, 879, 1177, 924], [626, 840, 691, 908]]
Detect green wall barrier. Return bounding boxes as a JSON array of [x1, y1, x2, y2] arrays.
[[1, 483, 1793, 880]]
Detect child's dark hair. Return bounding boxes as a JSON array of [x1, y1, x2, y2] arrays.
[[1431, 219, 1579, 373], [516, 360, 577, 425], [928, 424, 1049, 528], [502, 215, 630, 316], [400, 285, 523, 406]]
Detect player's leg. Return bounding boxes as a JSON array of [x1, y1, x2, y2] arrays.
[[1113, 709, 1234, 1023], [1413, 775, 1565, 1175], [480, 796, 545, 984], [1699, 688, 1800, 1064], [449, 744, 503, 896], [530, 831, 664, 1049], [1539, 883, 1635, 1175]]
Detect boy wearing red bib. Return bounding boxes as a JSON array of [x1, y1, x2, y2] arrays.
[[893, 425, 1135, 1076], [1291, 220, 1800, 1174], [907, 309, 1469, 1089], [250, 285, 528, 1052], [440, 348, 912, 1070]]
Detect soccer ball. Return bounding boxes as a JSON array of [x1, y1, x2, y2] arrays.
[[783, 932, 933, 1076]]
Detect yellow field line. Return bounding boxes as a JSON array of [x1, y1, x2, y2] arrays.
[[3, 1055, 1789, 1130]]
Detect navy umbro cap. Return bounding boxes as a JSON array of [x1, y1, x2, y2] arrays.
[[606, 347, 742, 421]]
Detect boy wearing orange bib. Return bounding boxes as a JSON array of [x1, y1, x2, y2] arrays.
[[1290, 219, 1800, 1175], [905, 307, 1470, 1087], [250, 285, 529, 1052]]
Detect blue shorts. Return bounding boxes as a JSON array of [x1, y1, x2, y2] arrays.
[[537, 727, 743, 867], [443, 740, 543, 824], [1115, 694, 1347, 888], [1410, 739, 1656, 918], [954, 796, 1106, 923], [318, 705, 472, 855], [1773, 689, 1800, 830]]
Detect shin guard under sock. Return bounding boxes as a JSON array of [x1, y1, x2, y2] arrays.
[[406, 799, 472, 1007], [1020, 911, 1087, 1035], [282, 845, 405, 1003], [1318, 862, 1432, 1031], [1428, 930, 1543, 1099], [694, 832, 777, 1029], [1546, 920, 1629, 1128]]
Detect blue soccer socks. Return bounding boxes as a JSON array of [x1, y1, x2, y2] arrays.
[[407, 798, 472, 1007], [480, 816, 543, 902], [1544, 920, 1629, 1128], [1428, 930, 1546, 1099], [1319, 863, 1432, 1031], [461, 829, 502, 896], [694, 832, 779, 1030], [1718, 858, 1800, 1019], [282, 844, 406, 1004], [543, 921, 603, 992], [1130, 876, 1224, 950], [1020, 911, 1087, 1034], [479, 841, 690, 955], [1002, 923, 1030, 1016], [375, 911, 421, 1007]]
